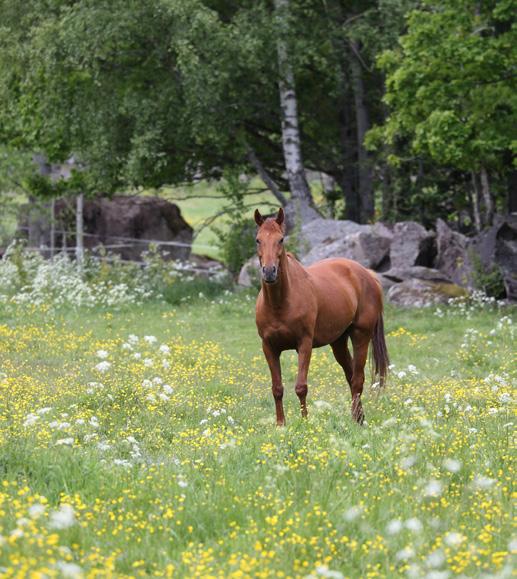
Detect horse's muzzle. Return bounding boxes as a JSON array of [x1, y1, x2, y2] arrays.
[[262, 265, 278, 284]]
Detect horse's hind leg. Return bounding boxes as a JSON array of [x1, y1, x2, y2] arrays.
[[330, 335, 353, 389], [348, 327, 372, 425]]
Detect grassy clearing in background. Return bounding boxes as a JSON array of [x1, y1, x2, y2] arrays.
[[0, 294, 514, 578]]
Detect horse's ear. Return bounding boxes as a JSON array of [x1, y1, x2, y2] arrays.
[[254, 209, 264, 226], [275, 207, 285, 226]]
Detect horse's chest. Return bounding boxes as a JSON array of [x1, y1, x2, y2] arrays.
[[257, 315, 304, 350]]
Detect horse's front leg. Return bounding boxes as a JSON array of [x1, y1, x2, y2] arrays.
[[295, 338, 313, 418], [262, 341, 285, 426]]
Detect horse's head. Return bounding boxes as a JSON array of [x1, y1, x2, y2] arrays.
[[254, 208, 285, 284]]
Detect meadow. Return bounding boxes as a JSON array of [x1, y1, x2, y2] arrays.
[[0, 289, 514, 578]]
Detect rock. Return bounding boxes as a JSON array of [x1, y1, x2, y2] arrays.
[[23, 196, 194, 262], [390, 222, 435, 269], [387, 279, 468, 308], [471, 215, 517, 300], [435, 219, 474, 287], [381, 266, 452, 284], [302, 230, 391, 269], [298, 218, 366, 252], [238, 255, 260, 288]]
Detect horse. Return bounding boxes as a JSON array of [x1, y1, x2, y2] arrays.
[[254, 207, 389, 425]]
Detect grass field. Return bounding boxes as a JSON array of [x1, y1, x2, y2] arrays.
[[0, 293, 514, 578]]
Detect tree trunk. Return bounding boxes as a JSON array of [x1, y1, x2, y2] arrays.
[[247, 147, 287, 206], [508, 169, 517, 214], [274, 0, 319, 227], [76, 193, 84, 264], [350, 43, 374, 223], [470, 172, 482, 232], [479, 167, 494, 225], [49, 198, 56, 258]]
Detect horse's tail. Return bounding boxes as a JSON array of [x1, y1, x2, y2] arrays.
[[372, 313, 389, 387]]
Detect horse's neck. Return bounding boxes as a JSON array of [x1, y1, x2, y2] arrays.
[[261, 251, 292, 307]]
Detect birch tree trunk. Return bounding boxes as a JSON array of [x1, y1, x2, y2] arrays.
[[274, 0, 319, 227], [350, 43, 374, 223], [480, 167, 494, 226], [49, 198, 55, 258], [76, 193, 84, 264], [470, 172, 482, 232]]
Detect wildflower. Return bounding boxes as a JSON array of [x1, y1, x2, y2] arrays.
[[28, 503, 46, 518], [314, 566, 344, 579], [23, 413, 40, 427], [95, 361, 111, 373], [406, 518, 423, 532], [473, 475, 496, 489], [443, 458, 462, 473], [424, 479, 443, 497], [55, 561, 83, 578], [396, 547, 414, 561], [37, 406, 53, 415], [163, 384, 174, 395], [49, 504, 76, 529], [426, 549, 445, 568], [96, 349, 109, 359], [128, 334, 139, 344], [400, 456, 417, 470], [386, 519, 403, 535], [144, 335, 157, 344], [159, 344, 170, 354], [343, 505, 363, 521], [143, 358, 153, 367], [177, 477, 188, 488], [443, 532, 465, 547], [313, 400, 332, 411], [55, 438, 74, 446]]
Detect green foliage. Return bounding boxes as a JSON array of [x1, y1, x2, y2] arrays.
[[162, 275, 233, 306], [470, 252, 506, 299], [374, 0, 517, 174]]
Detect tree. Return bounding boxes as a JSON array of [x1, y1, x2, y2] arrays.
[[370, 0, 517, 227]]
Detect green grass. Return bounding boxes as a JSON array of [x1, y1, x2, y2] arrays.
[[0, 296, 514, 577]]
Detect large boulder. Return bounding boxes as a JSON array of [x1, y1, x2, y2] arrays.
[[25, 196, 193, 261], [471, 215, 517, 300], [390, 222, 435, 269], [237, 255, 260, 288], [299, 219, 391, 269], [301, 230, 391, 269], [435, 219, 474, 288], [387, 279, 468, 307]]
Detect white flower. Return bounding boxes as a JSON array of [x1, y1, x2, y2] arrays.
[[55, 438, 74, 446], [313, 400, 332, 411], [343, 505, 363, 521], [143, 358, 153, 367], [499, 393, 511, 404], [97, 441, 111, 451], [396, 547, 414, 561], [128, 334, 139, 344], [199, 419, 208, 425], [28, 503, 46, 518], [55, 561, 83, 578], [49, 504, 76, 529], [472, 475, 496, 489], [152, 376, 163, 385], [314, 566, 344, 579], [407, 364, 419, 374], [89, 416, 99, 428], [23, 413, 40, 427], [177, 477, 188, 488], [162, 360, 171, 369], [386, 519, 403, 535], [113, 459, 132, 468], [227, 416, 235, 425], [163, 384, 174, 395], [443, 532, 465, 547], [158, 393, 170, 402], [400, 456, 416, 470], [159, 344, 170, 354], [424, 479, 443, 497], [96, 350, 109, 359], [133, 352, 142, 360], [95, 361, 111, 373], [405, 518, 423, 532], [397, 371, 407, 379], [37, 407, 53, 415], [144, 335, 157, 344], [426, 549, 445, 568], [443, 458, 461, 473]]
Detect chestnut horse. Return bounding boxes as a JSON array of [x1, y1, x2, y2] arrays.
[[254, 208, 389, 425]]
